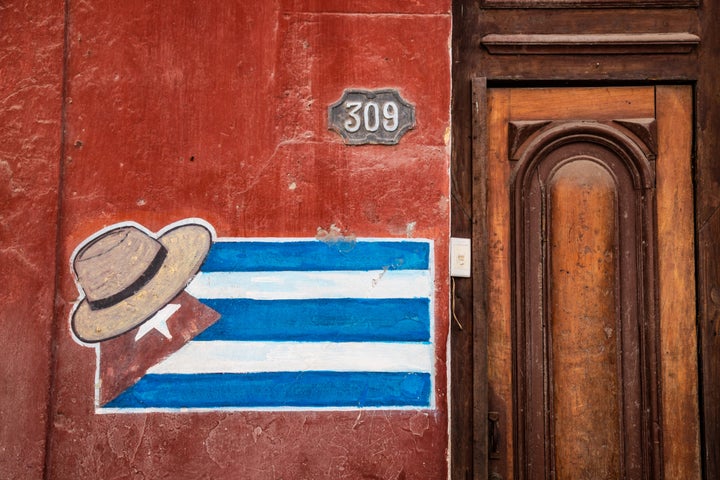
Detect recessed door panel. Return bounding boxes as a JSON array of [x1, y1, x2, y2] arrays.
[[549, 159, 622, 479]]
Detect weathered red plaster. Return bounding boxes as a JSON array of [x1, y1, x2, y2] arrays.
[[0, 2, 65, 478], [42, 1, 452, 478]]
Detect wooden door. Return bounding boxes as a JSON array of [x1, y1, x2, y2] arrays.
[[481, 85, 699, 479]]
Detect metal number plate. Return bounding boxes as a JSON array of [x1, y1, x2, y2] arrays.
[[328, 89, 415, 145]]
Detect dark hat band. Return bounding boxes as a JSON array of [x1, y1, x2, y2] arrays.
[[87, 245, 168, 311]]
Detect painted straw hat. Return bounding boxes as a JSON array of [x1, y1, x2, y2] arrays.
[[71, 222, 212, 343]]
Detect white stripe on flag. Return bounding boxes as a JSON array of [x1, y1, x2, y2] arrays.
[[185, 270, 432, 300], [146, 341, 434, 374]]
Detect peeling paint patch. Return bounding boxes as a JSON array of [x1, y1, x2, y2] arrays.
[[406, 221, 416, 238], [252, 426, 262, 443], [316, 223, 357, 252], [409, 411, 430, 436]]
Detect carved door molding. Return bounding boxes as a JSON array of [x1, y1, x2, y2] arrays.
[[451, 0, 719, 477], [511, 119, 660, 478], [472, 85, 699, 480]]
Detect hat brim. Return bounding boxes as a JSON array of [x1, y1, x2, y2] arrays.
[[72, 223, 212, 343]]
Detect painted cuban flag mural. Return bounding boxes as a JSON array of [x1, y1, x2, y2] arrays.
[[70, 219, 434, 412]]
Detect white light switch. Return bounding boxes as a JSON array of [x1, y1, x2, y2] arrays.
[[450, 237, 471, 278]]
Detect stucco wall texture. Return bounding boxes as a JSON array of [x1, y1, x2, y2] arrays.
[[1, 1, 452, 479]]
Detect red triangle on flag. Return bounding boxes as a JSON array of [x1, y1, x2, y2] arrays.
[[98, 291, 220, 406]]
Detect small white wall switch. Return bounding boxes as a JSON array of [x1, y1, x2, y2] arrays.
[[450, 237, 471, 278]]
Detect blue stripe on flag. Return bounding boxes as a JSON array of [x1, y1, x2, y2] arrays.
[[194, 298, 430, 342], [104, 372, 432, 408], [200, 240, 430, 272]]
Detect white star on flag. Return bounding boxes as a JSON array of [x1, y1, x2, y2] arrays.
[[135, 303, 180, 341]]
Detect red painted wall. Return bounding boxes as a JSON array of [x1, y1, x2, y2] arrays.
[[1, 1, 451, 478], [0, 2, 65, 478]]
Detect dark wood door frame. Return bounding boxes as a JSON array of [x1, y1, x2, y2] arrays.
[[450, 1, 720, 479]]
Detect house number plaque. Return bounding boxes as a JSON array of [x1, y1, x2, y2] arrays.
[[328, 89, 415, 145]]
